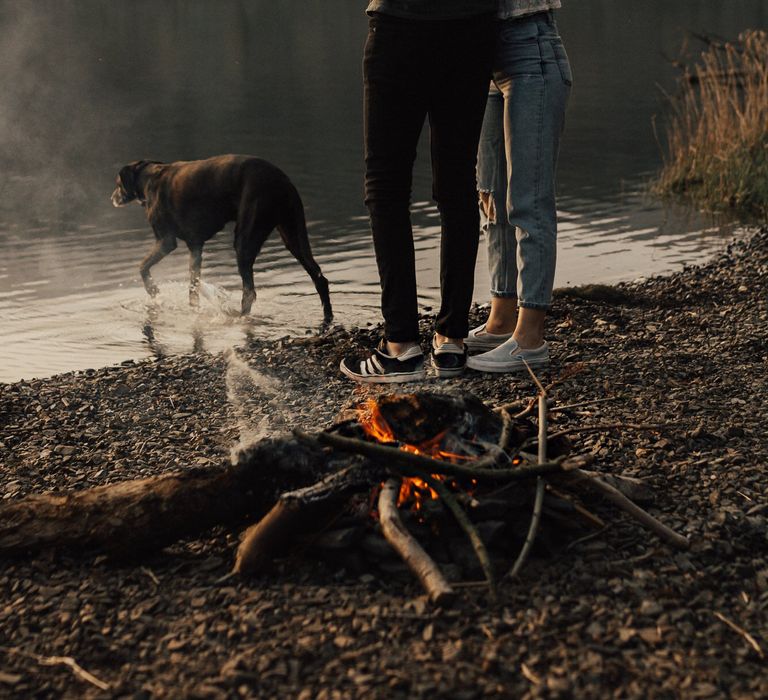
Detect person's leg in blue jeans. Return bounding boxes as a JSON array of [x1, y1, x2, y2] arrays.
[[467, 11, 571, 371]]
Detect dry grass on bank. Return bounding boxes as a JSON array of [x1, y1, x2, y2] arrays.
[[656, 29, 768, 218]]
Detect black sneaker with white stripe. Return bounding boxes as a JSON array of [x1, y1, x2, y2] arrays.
[[429, 336, 467, 378], [340, 340, 425, 384]]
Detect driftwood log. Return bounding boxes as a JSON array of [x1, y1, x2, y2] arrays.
[[0, 438, 329, 557]]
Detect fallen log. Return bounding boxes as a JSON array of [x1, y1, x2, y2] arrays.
[[0, 437, 328, 558]]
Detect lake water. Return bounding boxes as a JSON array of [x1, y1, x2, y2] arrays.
[[1, 0, 765, 382]]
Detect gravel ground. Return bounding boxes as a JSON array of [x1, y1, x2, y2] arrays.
[[1, 227, 767, 699]]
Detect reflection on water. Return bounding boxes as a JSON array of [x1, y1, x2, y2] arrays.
[[0, 0, 765, 382]]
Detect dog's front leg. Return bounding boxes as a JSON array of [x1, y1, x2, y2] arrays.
[[139, 237, 177, 297], [188, 246, 203, 307]]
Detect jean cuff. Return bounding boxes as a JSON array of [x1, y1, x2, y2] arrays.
[[490, 290, 517, 299], [518, 301, 551, 310]]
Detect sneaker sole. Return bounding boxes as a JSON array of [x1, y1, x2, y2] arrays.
[[431, 364, 465, 378], [466, 357, 549, 373], [339, 362, 426, 384]]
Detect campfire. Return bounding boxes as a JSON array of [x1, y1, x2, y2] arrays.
[[233, 388, 689, 604], [0, 378, 689, 605]]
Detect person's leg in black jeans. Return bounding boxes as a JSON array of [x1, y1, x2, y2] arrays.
[[342, 13, 495, 382], [363, 15, 427, 344], [428, 19, 495, 342]]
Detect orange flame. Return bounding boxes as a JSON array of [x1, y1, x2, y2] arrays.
[[357, 399, 467, 510]]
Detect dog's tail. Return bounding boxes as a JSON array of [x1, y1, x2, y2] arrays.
[[277, 188, 333, 324]]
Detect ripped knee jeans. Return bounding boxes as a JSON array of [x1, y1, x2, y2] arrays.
[[477, 11, 571, 309]]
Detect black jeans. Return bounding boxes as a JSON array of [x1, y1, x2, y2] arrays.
[[363, 12, 496, 342]]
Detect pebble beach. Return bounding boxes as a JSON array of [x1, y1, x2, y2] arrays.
[[1, 227, 767, 698]]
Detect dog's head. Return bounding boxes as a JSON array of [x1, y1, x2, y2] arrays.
[[111, 160, 159, 207]]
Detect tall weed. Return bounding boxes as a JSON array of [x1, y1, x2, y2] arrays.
[[656, 30, 768, 219]]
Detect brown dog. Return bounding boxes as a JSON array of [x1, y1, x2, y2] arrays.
[[111, 154, 332, 321]]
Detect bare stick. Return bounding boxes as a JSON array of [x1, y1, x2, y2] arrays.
[[522, 358, 546, 394], [569, 469, 690, 550], [378, 479, 455, 606], [565, 525, 611, 551], [494, 398, 536, 419], [1, 647, 110, 691], [549, 397, 618, 413], [421, 473, 497, 601], [713, 612, 765, 658], [498, 407, 514, 452], [294, 430, 565, 481], [508, 390, 548, 579], [140, 567, 160, 586]]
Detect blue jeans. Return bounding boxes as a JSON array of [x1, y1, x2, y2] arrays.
[[477, 11, 571, 309]]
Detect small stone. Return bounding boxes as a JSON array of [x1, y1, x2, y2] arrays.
[[0, 672, 22, 686], [640, 600, 663, 617]]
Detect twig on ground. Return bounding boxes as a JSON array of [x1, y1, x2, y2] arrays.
[[508, 369, 548, 579], [547, 422, 679, 441], [713, 612, 765, 658], [494, 398, 537, 419], [140, 566, 160, 586], [565, 525, 611, 551], [549, 397, 618, 413], [522, 358, 546, 395], [378, 479, 455, 606], [0, 647, 110, 691]]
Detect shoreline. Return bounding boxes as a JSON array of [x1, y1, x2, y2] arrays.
[[1, 226, 767, 697]]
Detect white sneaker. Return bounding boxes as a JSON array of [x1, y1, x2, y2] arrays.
[[464, 323, 514, 353], [466, 337, 549, 373]]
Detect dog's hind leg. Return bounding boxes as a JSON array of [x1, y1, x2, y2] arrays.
[[277, 203, 333, 323], [140, 236, 177, 297], [234, 224, 272, 316], [186, 244, 203, 308]]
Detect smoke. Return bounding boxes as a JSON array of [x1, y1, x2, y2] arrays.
[[224, 350, 290, 462]]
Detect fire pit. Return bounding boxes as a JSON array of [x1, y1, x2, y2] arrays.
[[0, 387, 689, 604]]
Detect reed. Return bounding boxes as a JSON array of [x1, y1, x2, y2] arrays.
[[655, 30, 768, 218]]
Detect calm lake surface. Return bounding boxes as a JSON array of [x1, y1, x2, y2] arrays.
[[1, 0, 765, 382]]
